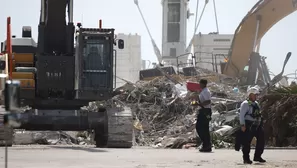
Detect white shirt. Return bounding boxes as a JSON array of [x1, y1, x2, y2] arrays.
[[239, 100, 260, 125], [199, 87, 211, 108]]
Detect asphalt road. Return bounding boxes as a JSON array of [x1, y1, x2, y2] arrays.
[[1, 146, 297, 168]]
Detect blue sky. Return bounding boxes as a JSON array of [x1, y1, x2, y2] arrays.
[[1, 0, 297, 78]]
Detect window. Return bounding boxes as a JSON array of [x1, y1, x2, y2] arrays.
[[168, 3, 180, 22], [167, 23, 180, 42], [170, 48, 176, 57], [83, 39, 108, 70], [213, 39, 231, 42], [168, 0, 180, 2], [167, 2, 180, 42], [213, 48, 230, 50]]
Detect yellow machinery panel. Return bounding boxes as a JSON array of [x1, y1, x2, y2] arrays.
[[12, 72, 34, 79], [14, 53, 34, 64], [19, 79, 35, 88]]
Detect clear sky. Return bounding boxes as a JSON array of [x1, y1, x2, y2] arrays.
[[1, 0, 297, 78]]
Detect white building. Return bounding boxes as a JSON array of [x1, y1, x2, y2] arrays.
[[115, 33, 141, 87], [141, 60, 147, 70], [193, 33, 233, 73], [161, 0, 190, 65]]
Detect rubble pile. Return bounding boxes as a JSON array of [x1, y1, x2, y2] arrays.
[[260, 85, 297, 147], [110, 76, 245, 149], [13, 130, 93, 145]]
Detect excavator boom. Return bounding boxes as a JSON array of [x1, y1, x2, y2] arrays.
[[224, 0, 297, 77]]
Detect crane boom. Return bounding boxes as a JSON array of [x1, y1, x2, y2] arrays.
[[134, 0, 162, 64]]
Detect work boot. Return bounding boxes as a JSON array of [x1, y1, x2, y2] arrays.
[[253, 156, 266, 163], [199, 147, 212, 152], [243, 156, 253, 164], [244, 159, 253, 164]]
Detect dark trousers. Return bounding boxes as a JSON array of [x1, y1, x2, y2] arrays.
[[241, 120, 265, 160], [196, 108, 212, 148]]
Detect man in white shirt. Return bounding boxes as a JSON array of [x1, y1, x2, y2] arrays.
[[193, 79, 212, 152]]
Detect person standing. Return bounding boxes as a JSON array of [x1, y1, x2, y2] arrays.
[[192, 79, 212, 152], [239, 87, 266, 164]]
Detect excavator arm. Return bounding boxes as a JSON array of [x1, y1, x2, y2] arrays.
[[223, 0, 297, 77], [38, 0, 74, 55]]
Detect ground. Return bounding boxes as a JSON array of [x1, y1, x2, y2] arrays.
[[1, 146, 297, 168]]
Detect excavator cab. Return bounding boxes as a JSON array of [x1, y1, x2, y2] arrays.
[[74, 27, 122, 101]]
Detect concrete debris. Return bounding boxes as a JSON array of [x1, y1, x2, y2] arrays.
[[13, 131, 93, 145], [109, 76, 246, 149]]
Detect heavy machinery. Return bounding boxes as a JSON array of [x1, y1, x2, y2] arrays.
[[0, 0, 133, 148], [223, 0, 297, 78]]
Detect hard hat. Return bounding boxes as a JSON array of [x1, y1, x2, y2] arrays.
[[247, 87, 260, 96]]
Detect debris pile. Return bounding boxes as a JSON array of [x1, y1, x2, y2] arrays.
[[110, 76, 245, 149], [260, 85, 297, 147], [12, 131, 93, 145]]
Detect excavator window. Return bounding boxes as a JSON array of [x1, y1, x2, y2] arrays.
[[81, 39, 110, 88], [83, 43, 105, 70]]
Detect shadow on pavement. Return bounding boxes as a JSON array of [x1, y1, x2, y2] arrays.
[[49, 146, 108, 152], [236, 162, 265, 166]]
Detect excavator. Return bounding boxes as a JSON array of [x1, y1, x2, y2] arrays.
[[0, 0, 133, 148], [223, 0, 297, 80]]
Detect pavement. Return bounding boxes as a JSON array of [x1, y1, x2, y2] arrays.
[[1, 146, 297, 168]]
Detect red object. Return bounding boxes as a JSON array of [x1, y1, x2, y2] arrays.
[[7, 17, 12, 80], [186, 82, 201, 92], [99, 20, 102, 29]]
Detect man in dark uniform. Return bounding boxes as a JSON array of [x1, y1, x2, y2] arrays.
[[239, 87, 266, 164], [191, 79, 212, 152]]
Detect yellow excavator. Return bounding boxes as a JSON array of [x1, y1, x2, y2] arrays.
[[223, 0, 297, 78]]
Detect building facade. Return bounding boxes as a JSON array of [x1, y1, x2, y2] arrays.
[[161, 0, 190, 65], [141, 60, 147, 70], [193, 33, 233, 73], [115, 33, 141, 87]]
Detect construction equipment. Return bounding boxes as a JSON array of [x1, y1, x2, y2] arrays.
[[223, 0, 297, 78], [0, 0, 133, 148]]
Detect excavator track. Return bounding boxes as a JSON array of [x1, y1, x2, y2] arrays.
[[0, 107, 134, 148], [106, 106, 134, 148]]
